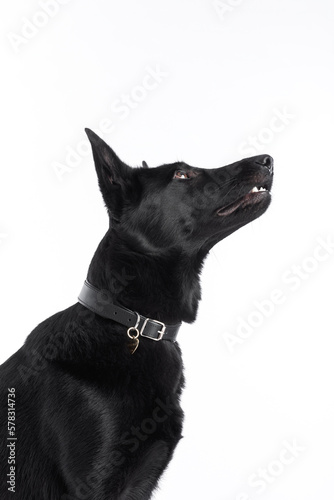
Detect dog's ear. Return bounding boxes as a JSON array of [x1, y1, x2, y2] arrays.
[[85, 128, 132, 214]]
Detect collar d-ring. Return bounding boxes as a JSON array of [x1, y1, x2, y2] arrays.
[[127, 311, 140, 339]]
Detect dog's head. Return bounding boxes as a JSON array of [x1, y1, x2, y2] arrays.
[[86, 129, 273, 255]]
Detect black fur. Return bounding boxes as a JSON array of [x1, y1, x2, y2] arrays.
[[0, 130, 273, 499]]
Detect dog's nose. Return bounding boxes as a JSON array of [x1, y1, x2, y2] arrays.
[[254, 154, 274, 173]]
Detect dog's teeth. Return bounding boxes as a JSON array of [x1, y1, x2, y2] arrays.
[[250, 186, 267, 193]]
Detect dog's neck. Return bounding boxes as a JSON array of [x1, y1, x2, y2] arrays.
[[86, 229, 204, 324]]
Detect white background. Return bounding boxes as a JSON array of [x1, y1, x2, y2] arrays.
[[0, 1, 334, 499]]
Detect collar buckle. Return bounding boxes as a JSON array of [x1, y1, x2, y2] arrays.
[[140, 318, 166, 341]]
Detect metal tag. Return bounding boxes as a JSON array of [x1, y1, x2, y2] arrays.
[[128, 337, 139, 354]]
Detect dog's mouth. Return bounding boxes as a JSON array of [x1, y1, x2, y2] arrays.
[[216, 184, 271, 217]]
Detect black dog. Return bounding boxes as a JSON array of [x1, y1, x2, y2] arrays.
[[0, 130, 273, 499]]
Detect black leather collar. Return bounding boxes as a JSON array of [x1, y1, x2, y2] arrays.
[[78, 280, 181, 342]]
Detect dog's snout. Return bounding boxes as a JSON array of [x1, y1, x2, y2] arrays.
[[254, 154, 273, 173]]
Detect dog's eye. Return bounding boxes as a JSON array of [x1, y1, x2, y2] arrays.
[[173, 170, 190, 180]]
